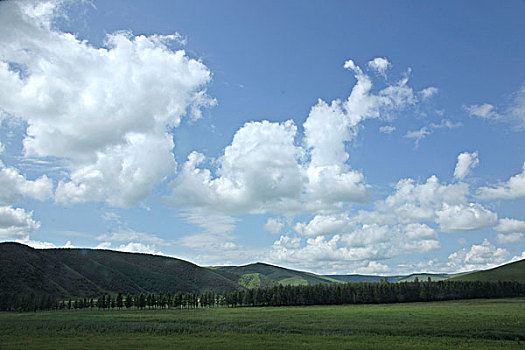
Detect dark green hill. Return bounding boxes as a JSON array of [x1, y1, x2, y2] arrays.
[[0, 242, 240, 298], [450, 259, 525, 283], [212, 262, 338, 287]]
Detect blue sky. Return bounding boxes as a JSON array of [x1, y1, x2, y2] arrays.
[[0, 0, 524, 274]]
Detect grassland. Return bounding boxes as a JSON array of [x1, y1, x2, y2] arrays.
[[0, 298, 524, 349]]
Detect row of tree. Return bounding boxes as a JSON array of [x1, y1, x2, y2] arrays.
[[1, 280, 524, 312]]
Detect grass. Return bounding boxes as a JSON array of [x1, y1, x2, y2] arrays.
[[0, 298, 524, 349], [451, 259, 525, 283]]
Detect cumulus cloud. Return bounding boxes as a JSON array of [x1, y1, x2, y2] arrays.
[[0, 206, 40, 240], [116, 242, 163, 255], [169, 59, 423, 216], [0, 161, 53, 205], [379, 125, 395, 134], [264, 217, 284, 234], [294, 215, 351, 237], [477, 163, 525, 200], [454, 151, 479, 180], [435, 203, 497, 232], [496, 232, 523, 244], [0, 141, 4, 154], [355, 173, 497, 234], [495, 218, 525, 233], [447, 239, 509, 271], [0, 0, 215, 208], [268, 222, 441, 273], [357, 261, 390, 274], [96, 242, 112, 250], [170, 120, 305, 214], [367, 57, 390, 77]]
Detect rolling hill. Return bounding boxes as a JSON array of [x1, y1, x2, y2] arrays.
[[0, 242, 240, 298], [325, 272, 466, 283], [450, 259, 525, 283], [211, 262, 338, 287], [1, 242, 523, 299]]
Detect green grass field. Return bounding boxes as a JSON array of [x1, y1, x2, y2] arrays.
[[0, 298, 524, 349]]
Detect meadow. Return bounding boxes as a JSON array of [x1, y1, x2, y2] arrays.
[[0, 298, 524, 349]]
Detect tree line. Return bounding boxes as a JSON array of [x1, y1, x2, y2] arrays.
[[1, 280, 524, 312]]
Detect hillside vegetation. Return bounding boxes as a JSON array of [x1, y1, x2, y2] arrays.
[[1, 242, 523, 299], [212, 262, 336, 287], [0, 243, 239, 298], [451, 259, 525, 283]]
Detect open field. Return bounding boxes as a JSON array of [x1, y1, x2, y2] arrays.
[[0, 298, 524, 349]]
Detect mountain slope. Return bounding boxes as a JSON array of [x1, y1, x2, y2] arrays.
[[0, 242, 240, 298], [450, 259, 525, 283], [212, 262, 338, 287]]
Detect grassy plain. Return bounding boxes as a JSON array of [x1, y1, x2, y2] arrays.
[[0, 298, 524, 349]]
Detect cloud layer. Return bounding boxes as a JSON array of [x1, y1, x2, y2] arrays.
[[0, 0, 215, 208]]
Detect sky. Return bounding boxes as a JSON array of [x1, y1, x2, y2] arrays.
[[0, 0, 525, 275]]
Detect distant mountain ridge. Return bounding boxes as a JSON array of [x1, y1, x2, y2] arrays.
[[0, 242, 523, 298], [325, 272, 468, 283]]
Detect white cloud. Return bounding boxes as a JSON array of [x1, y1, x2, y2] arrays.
[[294, 215, 351, 237], [0, 1, 215, 208], [95, 229, 167, 245], [179, 231, 239, 252], [116, 242, 163, 255], [404, 127, 430, 147], [267, 219, 441, 273], [435, 203, 497, 232], [180, 211, 238, 234], [376, 175, 469, 224], [170, 120, 306, 214], [169, 59, 423, 217], [15, 238, 56, 249], [454, 151, 479, 180], [0, 141, 4, 154], [264, 217, 284, 234], [405, 120, 462, 147], [0, 206, 40, 239], [96, 241, 111, 249], [447, 239, 509, 271], [477, 163, 525, 199], [430, 119, 462, 129], [507, 85, 525, 129], [495, 218, 525, 232], [379, 125, 396, 134], [0, 161, 53, 205], [367, 57, 390, 77], [419, 87, 438, 100], [465, 103, 500, 119], [510, 251, 525, 262], [357, 261, 390, 274], [496, 232, 523, 244]]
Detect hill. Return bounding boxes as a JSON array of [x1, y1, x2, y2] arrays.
[[450, 259, 525, 283], [211, 262, 338, 287], [325, 272, 465, 283], [0, 242, 240, 298]]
